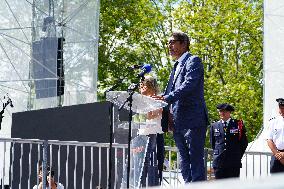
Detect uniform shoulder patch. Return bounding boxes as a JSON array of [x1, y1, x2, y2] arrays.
[[211, 120, 219, 124]]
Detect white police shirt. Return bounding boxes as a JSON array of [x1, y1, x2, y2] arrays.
[[221, 118, 231, 126], [266, 115, 284, 150]]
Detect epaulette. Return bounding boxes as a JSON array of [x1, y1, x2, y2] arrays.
[[210, 120, 219, 124], [269, 117, 276, 121], [210, 120, 219, 127]]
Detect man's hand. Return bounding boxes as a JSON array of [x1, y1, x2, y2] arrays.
[[151, 95, 165, 101], [274, 151, 284, 160], [147, 109, 162, 120]]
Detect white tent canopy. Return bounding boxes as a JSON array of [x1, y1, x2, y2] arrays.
[[0, 0, 100, 138]]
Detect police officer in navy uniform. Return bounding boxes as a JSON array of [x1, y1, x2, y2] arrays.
[[210, 103, 248, 179], [266, 98, 284, 173]]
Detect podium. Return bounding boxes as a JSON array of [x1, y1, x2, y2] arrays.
[[106, 91, 167, 114], [106, 91, 167, 188]]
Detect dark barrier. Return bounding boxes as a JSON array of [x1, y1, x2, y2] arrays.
[[11, 102, 113, 189]]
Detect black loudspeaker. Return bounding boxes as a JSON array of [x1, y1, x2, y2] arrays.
[[32, 37, 65, 98], [57, 37, 64, 96]]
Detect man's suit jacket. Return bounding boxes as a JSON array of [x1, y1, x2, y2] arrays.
[[163, 52, 208, 130]]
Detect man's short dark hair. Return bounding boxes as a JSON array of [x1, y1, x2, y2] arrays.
[[216, 103, 235, 112], [172, 31, 190, 50], [276, 98, 284, 106]]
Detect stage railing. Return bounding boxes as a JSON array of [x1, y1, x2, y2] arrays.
[[0, 138, 272, 188]]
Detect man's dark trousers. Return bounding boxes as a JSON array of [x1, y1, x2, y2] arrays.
[[173, 126, 206, 182], [270, 155, 284, 173], [214, 168, 240, 179]]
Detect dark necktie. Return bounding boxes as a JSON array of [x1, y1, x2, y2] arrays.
[[164, 61, 179, 95], [223, 122, 227, 133]]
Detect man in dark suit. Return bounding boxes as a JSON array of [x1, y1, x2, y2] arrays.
[[210, 103, 248, 179], [153, 31, 208, 182]]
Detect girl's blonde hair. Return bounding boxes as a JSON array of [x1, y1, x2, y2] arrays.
[[141, 75, 160, 95]]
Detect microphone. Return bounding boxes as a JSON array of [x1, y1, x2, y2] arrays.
[[137, 64, 152, 77]]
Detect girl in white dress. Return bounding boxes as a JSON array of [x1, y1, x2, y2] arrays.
[[139, 75, 164, 186]]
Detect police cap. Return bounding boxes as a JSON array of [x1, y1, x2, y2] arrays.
[[276, 98, 284, 106], [216, 103, 235, 112]]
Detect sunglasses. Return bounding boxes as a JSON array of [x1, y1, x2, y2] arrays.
[[168, 39, 183, 45]]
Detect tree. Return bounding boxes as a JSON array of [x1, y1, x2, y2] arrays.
[[173, 0, 263, 143], [98, 0, 179, 149], [98, 0, 263, 145], [98, 0, 179, 98]]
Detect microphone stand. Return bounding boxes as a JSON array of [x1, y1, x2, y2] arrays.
[[118, 76, 144, 189], [104, 77, 124, 189], [0, 96, 13, 130]]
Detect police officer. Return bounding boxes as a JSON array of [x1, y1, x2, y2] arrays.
[[210, 103, 248, 179], [266, 98, 284, 173]]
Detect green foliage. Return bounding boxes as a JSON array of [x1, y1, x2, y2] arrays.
[[173, 0, 263, 144], [98, 0, 263, 146], [98, 0, 177, 100]]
